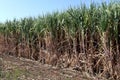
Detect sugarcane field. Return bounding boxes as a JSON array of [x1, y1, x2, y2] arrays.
[[0, 0, 120, 80]]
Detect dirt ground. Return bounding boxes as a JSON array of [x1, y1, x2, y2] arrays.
[[0, 53, 106, 80]]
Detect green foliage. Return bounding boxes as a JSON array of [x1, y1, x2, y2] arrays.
[[0, 1, 119, 41]]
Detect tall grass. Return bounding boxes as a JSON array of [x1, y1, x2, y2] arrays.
[[0, 1, 120, 79]]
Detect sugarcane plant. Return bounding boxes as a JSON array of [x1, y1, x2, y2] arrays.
[[0, 1, 120, 79]]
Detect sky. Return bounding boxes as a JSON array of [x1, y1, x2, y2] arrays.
[[0, 0, 110, 23]]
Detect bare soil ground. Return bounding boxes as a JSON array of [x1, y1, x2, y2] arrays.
[[0, 54, 97, 80]]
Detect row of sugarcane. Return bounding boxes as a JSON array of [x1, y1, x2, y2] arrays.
[[0, 1, 120, 79]]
